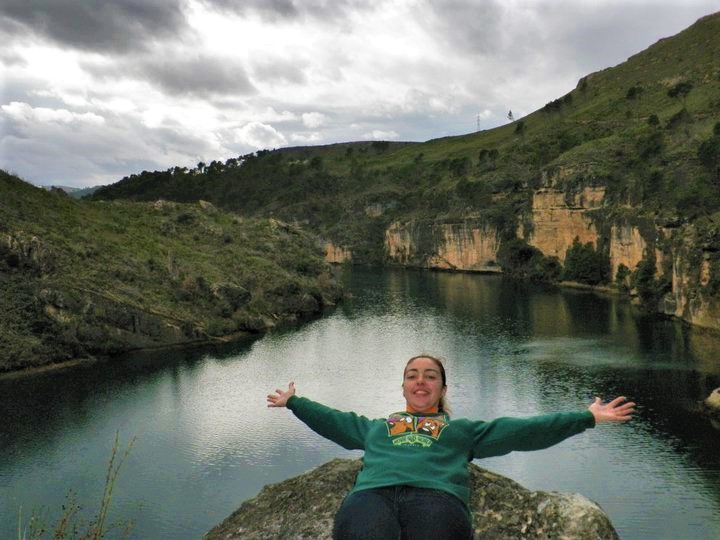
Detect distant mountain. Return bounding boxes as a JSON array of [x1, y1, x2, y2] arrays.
[[90, 12, 720, 330], [43, 184, 103, 198]]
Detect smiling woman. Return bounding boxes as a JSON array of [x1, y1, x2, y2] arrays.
[[267, 354, 635, 539]]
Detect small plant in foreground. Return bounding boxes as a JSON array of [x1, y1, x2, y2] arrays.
[[17, 432, 135, 540]]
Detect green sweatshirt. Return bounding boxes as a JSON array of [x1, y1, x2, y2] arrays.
[[286, 395, 595, 507]]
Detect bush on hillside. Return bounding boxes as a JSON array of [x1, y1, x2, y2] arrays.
[[666, 108, 692, 130], [626, 86, 644, 99], [497, 238, 562, 282], [562, 237, 610, 285], [698, 135, 720, 177], [667, 81, 693, 100], [632, 249, 670, 307]]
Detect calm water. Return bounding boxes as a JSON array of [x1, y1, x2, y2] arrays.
[[3, 267, 720, 539]]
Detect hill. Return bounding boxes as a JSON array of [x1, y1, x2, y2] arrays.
[[0, 171, 341, 373], [90, 13, 720, 329]]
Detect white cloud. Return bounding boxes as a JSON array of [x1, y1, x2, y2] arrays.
[[302, 112, 328, 128], [233, 121, 287, 149], [363, 129, 399, 140], [257, 107, 297, 123], [290, 132, 323, 143], [2, 101, 105, 125]]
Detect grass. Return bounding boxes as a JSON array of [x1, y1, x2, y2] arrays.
[[17, 432, 135, 540]]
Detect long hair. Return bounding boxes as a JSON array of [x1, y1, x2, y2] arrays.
[[404, 354, 450, 414]]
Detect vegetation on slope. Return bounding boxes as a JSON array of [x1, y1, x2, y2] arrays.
[[0, 171, 341, 373], [89, 13, 720, 292]]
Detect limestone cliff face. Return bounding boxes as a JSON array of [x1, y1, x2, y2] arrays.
[[324, 241, 352, 264], [371, 183, 720, 331], [525, 187, 603, 262], [385, 220, 501, 272], [661, 226, 720, 330]]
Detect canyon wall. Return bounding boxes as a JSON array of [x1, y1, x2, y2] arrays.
[[324, 184, 719, 331], [384, 220, 501, 272], [325, 241, 352, 264]]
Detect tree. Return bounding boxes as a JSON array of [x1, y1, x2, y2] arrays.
[[562, 237, 610, 285], [667, 81, 693, 106]]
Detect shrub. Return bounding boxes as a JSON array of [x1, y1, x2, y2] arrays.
[[636, 130, 664, 160], [633, 250, 665, 306], [626, 86, 644, 99], [562, 237, 610, 285], [667, 81, 693, 100], [497, 238, 561, 282], [647, 114, 660, 126], [698, 136, 720, 174], [665, 108, 692, 130], [371, 141, 390, 153], [616, 263, 631, 290]]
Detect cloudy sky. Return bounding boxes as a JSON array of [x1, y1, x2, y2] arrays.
[[1, 0, 718, 188]]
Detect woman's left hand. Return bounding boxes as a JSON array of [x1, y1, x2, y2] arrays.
[[588, 396, 636, 423]]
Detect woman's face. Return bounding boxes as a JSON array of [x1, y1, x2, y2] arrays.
[[402, 357, 446, 412]]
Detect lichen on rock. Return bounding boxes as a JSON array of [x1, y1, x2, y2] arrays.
[[205, 459, 619, 540]]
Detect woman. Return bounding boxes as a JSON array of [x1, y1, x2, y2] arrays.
[[267, 354, 635, 539]]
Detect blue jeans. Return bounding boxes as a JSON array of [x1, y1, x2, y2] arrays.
[[333, 486, 473, 540]]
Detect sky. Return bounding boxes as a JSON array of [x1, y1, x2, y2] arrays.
[[1, 1, 718, 188]]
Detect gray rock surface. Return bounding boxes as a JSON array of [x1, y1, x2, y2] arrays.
[[206, 458, 619, 540]]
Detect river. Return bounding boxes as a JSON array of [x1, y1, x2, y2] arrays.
[[2, 267, 720, 538]]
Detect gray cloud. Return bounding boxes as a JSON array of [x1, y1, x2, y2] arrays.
[[199, 0, 375, 22], [83, 54, 256, 98], [251, 57, 307, 85], [137, 55, 256, 97], [0, 0, 189, 53], [425, 0, 505, 56]]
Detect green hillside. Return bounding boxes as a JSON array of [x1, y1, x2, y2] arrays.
[[0, 171, 341, 373], [90, 12, 720, 266]]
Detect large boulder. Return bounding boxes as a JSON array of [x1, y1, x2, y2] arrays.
[[205, 459, 619, 540]]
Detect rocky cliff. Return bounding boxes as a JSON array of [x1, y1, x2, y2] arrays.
[[384, 220, 501, 272], [205, 459, 619, 540], [328, 180, 717, 331]]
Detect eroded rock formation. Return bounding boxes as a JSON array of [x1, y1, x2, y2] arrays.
[[384, 220, 501, 272]]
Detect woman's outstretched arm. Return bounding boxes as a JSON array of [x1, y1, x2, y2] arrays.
[[472, 397, 636, 459], [267, 382, 375, 450]]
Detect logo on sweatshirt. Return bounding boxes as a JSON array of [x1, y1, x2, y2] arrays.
[[385, 413, 448, 447]]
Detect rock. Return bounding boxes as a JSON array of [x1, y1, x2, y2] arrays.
[[199, 200, 218, 214], [704, 388, 720, 411], [700, 388, 720, 428], [211, 283, 251, 310], [205, 459, 619, 540], [153, 199, 176, 212]]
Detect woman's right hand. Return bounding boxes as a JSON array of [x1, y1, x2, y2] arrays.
[[267, 382, 296, 408]]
